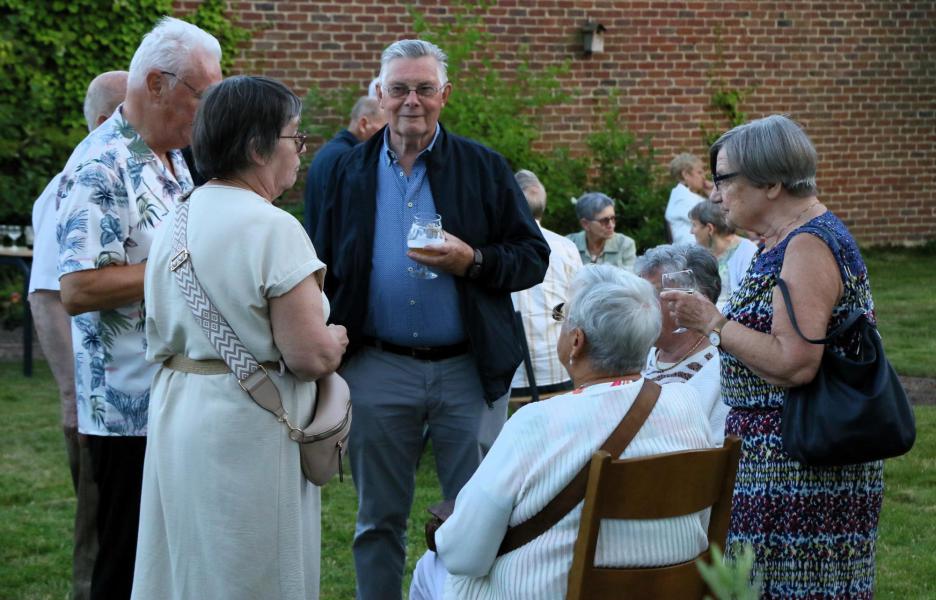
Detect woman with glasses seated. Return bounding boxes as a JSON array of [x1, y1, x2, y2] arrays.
[[133, 76, 348, 599], [409, 265, 718, 600], [565, 192, 637, 271], [636, 243, 729, 443]]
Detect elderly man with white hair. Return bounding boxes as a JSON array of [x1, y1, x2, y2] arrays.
[[410, 265, 719, 600], [55, 17, 221, 598]]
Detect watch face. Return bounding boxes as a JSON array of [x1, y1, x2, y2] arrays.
[[708, 331, 721, 347]]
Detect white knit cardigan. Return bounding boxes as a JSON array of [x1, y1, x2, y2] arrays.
[[434, 358, 719, 600]]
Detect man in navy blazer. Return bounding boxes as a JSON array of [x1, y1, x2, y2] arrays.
[[315, 39, 548, 600]]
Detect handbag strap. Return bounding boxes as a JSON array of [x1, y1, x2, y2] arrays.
[[496, 379, 661, 556], [169, 191, 289, 422], [776, 277, 864, 345]]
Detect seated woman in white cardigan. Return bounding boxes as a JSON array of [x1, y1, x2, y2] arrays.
[[410, 265, 720, 600]]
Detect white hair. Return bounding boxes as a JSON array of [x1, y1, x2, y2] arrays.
[[83, 71, 128, 131], [378, 39, 448, 86], [128, 16, 221, 88], [566, 265, 662, 374], [368, 77, 380, 98]]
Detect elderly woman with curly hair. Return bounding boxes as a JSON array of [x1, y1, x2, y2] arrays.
[[664, 114, 884, 599], [409, 265, 720, 599]]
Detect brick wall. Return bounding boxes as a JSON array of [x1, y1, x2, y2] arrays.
[[175, 0, 936, 245]]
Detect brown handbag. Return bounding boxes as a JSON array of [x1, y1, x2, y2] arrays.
[[425, 379, 660, 554]]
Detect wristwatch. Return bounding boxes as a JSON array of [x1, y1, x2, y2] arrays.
[[467, 248, 483, 280], [708, 317, 729, 348]]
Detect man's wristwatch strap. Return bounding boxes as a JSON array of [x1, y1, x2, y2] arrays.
[[467, 248, 483, 279]]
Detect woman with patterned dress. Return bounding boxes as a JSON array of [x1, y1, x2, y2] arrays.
[[664, 115, 883, 598]]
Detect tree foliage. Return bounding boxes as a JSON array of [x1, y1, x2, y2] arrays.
[[0, 0, 248, 223]]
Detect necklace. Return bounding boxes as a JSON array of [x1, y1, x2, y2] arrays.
[[766, 200, 820, 247], [653, 334, 706, 373]]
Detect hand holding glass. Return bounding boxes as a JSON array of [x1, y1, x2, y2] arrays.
[[662, 269, 695, 333], [407, 213, 445, 279]]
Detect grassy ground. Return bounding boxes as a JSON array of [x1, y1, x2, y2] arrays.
[[1, 361, 934, 599]]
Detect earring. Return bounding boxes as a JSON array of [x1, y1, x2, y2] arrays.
[[568, 353, 574, 366]]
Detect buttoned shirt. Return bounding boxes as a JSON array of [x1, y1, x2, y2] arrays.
[[511, 224, 582, 388], [363, 125, 465, 347], [57, 107, 192, 436]]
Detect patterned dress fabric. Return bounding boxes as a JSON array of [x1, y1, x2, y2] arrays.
[[720, 212, 884, 599], [56, 107, 192, 436]]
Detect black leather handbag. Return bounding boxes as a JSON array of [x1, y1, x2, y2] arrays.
[[777, 277, 916, 466]]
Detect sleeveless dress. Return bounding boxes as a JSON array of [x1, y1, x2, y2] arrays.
[[721, 212, 884, 599]]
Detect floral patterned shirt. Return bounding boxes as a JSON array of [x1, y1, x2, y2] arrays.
[[56, 107, 193, 436]]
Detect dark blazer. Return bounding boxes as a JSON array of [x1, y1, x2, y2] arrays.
[[314, 124, 550, 402], [303, 129, 358, 238]]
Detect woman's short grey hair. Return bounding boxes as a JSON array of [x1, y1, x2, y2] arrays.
[[669, 153, 701, 181], [128, 17, 221, 88], [192, 76, 302, 181], [634, 244, 721, 304], [379, 39, 448, 85], [688, 200, 735, 235], [574, 192, 614, 221], [515, 169, 546, 219], [709, 114, 818, 197], [566, 265, 661, 374]]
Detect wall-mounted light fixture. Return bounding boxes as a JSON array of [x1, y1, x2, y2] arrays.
[[581, 21, 606, 56]]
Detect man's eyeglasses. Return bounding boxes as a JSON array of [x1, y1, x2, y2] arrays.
[[280, 133, 308, 153], [551, 302, 566, 323], [712, 172, 739, 190], [383, 84, 444, 99], [161, 71, 204, 99], [590, 215, 617, 227]]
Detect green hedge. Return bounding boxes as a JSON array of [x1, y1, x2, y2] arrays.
[[0, 0, 247, 224]]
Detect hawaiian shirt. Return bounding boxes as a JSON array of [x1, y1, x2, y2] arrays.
[[56, 107, 193, 436]]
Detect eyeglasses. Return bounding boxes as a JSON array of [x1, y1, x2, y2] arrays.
[[712, 172, 739, 190], [551, 302, 566, 323], [160, 71, 204, 99], [383, 84, 445, 99], [279, 133, 308, 153], [590, 215, 617, 226]]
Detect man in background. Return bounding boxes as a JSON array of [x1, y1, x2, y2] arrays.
[[509, 169, 582, 399], [28, 69, 127, 600], [303, 95, 386, 237], [56, 17, 221, 598]]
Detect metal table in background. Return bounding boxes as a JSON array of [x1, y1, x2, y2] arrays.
[[0, 247, 33, 377]]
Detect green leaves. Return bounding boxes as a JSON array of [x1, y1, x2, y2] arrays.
[[696, 543, 763, 600]]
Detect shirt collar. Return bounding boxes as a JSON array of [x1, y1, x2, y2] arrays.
[[382, 123, 441, 166]]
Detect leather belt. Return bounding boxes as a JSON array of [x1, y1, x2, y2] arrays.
[[164, 355, 283, 375], [361, 337, 469, 361]]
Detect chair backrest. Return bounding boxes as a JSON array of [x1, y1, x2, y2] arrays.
[[566, 435, 742, 600]]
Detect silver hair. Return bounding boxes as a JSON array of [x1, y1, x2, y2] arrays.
[[634, 243, 722, 304], [565, 265, 662, 374], [379, 39, 448, 86], [668, 153, 702, 181], [368, 77, 380, 98], [128, 16, 221, 89], [349, 96, 381, 124], [515, 169, 546, 219], [709, 114, 818, 197], [688, 199, 735, 235], [83, 71, 128, 131], [574, 191, 614, 221]]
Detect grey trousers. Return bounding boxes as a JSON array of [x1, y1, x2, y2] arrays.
[[341, 347, 506, 600], [30, 291, 98, 600]]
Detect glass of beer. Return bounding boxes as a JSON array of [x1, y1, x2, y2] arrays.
[[407, 212, 444, 279]]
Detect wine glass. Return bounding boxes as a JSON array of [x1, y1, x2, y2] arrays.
[[9, 225, 22, 249], [0, 225, 15, 248], [662, 269, 695, 333], [407, 213, 445, 279]]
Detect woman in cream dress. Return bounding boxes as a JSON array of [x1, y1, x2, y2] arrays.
[[132, 77, 347, 599]]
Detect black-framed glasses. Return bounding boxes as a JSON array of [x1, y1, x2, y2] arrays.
[[551, 302, 566, 323], [160, 71, 204, 99], [712, 172, 739, 190], [383, 84, 445, 99], [280, 133, 308, 153], [590, 215, 617, 227]]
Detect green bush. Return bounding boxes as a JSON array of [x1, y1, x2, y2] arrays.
[[0, 0, 248, 224]]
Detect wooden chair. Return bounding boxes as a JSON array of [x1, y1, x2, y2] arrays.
[[566, 436, 743, 599]]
